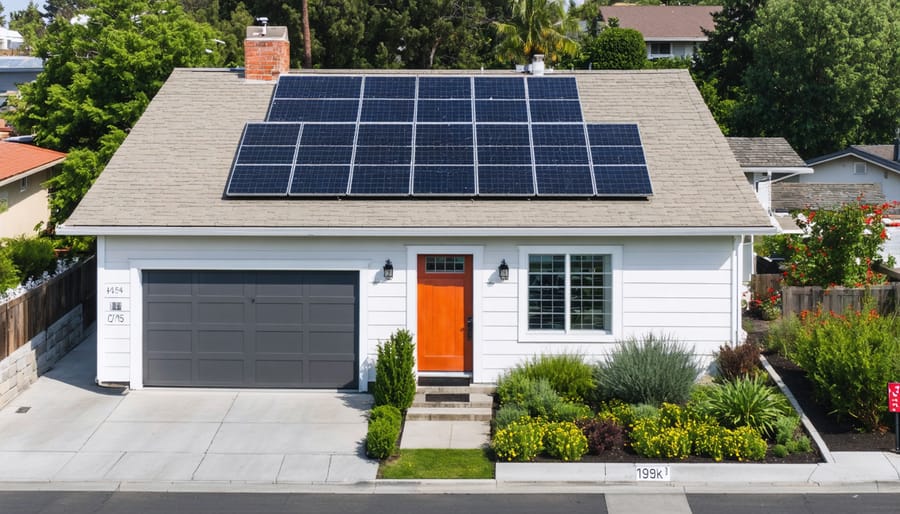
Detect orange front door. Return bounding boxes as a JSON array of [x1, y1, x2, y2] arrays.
[[417, 255, 473, 372]]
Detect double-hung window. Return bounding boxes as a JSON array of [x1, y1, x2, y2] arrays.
[[519, 246, 622, 342]]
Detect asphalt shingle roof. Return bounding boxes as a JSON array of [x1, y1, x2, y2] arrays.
[[772, 183, 885, 212], [726, 137, 807, 169], [599, 6, 719, 40], [61, 68, 771, 232]]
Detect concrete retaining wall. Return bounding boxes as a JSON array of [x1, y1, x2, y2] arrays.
[[0, 305, 84, 408]]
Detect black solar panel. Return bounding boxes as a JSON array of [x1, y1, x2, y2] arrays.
[[594, 165, 653, 196], [360, 100, 414, 122], [476, 146, 532, 165], [295, 146, 353, 165], [531, 124, 586, 146], [417, 100, 472, 122], [475, 101, 528, 123], [290, 165, 351, 195], [418, 77, 471, 98], [268, 99, 360, 122], [415, 146, 474, 165], [357, 124, 412, 146], [354, 146, 412, 165], [243, 123, 302, 146], [236, 146, 296, 165], [535, 166, 595, 195], [416, 124, 473, 146], [529, 101, 583, 122], [533, 146, 590, 165], [364, 76, 416, 99], [591, 146, 646, 165], [475, 77, 525, 99], [477, 166, 535, 195], [299, 124, 356, 146], [274, 76, 362, 99], [587, 124, 642, 146], [227, 165, 291, 196], [527, 77, 579, 99], [350, 166, 411, 195], [413, 166, 475, 194], [476, 124, 530, 146]]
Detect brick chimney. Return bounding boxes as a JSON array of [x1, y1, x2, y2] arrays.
[[244, 25, 290, 81]]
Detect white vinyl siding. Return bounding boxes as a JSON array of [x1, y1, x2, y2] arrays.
[[802, 156, 900, 204]]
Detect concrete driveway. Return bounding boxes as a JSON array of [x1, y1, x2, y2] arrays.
[[0, 329, 377, 486]]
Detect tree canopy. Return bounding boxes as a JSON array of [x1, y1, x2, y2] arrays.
[[492, 0, 579, 66], [582, 27, 645, 70]]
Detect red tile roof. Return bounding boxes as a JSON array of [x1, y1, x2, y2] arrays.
[[0, 142, 66, 182], [600, 5, 720, 40]]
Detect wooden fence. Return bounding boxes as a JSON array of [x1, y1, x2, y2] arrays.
[[781, 283, 900, 317], [750, 274, 783, 302], [0, 257, 96, 361]]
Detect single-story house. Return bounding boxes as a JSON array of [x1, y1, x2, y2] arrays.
[[802, 139, 900, 204], [599, 5, 720, 60], [56, 27, 773, 391], [0, 56, 43, 96], [0, 141, 65, 238]]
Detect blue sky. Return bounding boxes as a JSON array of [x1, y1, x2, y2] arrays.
[[3, 0, 34, 22]]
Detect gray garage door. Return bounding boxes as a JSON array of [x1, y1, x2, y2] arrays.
[[143, 270, 358, 388]]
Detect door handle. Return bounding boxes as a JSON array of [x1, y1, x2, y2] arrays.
[[466, 316, 473, 340]]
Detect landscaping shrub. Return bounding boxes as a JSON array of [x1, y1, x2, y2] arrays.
[[772, 444, 789, 458], [789, 307, 900, 431], [0, 251, 19, 291], [715, 341, 762, 383], [689, 422, 730, 461], [1, 236, 57, 283], [594, 333, 700, 406], [496, 371, 534, 406], [630, 418, 692, 460], [373, 329, 416, 410], [521, 378, 564, 418], [698, 376, 790, 437], [370, 404, 402, 428], [366, 417, 401, 460], [543, 421, 589, 461], [518, 353, 595, 403], [576, 417, 624, 455], [491, 418, 545, 462], [496, 374, 566, 418], [596, 400, 637, 429], [492, 404, 529, 431], [765, 314, 802, 355], [550, 401, 592, 423], [774, 415, 812, 454], [726, 426, 767, 461]]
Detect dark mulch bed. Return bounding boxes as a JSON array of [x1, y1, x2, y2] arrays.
[[750, 316, 897, 452]]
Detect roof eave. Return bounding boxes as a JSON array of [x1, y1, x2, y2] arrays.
[[807, 149, 900, 173], [0, 157, 64, 188], [57, 225, 778, 237], [743, 166, 814, 175]]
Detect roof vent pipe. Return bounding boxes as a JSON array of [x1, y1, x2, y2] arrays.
[[531, 54, 545, 76]]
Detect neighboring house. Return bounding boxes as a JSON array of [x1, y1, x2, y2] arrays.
[[0, 27, 24, 52], [0, 142, 66, 238], [56, 26, 773, 391], [803, 139, 900, 204], [0, 56, 43, 94], [599, 5, 719, 60]]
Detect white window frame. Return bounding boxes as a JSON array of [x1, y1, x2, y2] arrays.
[[19, 176, 28, 192], [517, 245, 623, 343], [648, 42, 672, 58]]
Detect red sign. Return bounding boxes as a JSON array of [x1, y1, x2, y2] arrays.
[[889, 383, 900, 413]]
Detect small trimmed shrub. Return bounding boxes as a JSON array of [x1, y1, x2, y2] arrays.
[[550, 401, 592, 423], [373, 329, 416, 410], [689, 422, 730, 461], [725, 426, 767, 461], [788, 435, 812, 454], [366, 417, 400, 459], [518, 353, 595, 403], [493, 404, 529, 431], [496, 374, 566, 418], [630, 419, 692, 460], [492, 418, 545, 462], [698, 376, 790, 437], [576, 417, 624, 455], [595, 333, 700, 406], [496, 371, 534, 406], [774, 415, 813, 454], [772, 444, 789, 458], [1, 236, 57, 283], [596, 400, 636, 429], [370, 405, 402, 427], [544, 421, 589, 461], [715, 341, 762, 383]]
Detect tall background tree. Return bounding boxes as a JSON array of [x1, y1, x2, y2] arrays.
[[581, 25, 645, 70]]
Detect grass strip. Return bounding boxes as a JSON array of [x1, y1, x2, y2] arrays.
[[378, 449, 495, 479]]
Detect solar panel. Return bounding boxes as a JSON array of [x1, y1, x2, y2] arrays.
[[593, 165, 653, 196], [477, 166, 535, 195], [349, 166, 411, 195], [243, 123, 302, 146], [364, 76, 416, 98], [587, 124, 641, 146], [417, 100, 472, 122], [531, 124, 586, 146], [475, 124, 530, 146], [295, 146, 353, 165], [418, 77, 471, 99], [357, 124, 412, 146], [354, 146, 411, 165], [476, 146, 532, 165], [360, 100, 414, 122], [533, 146, 590, 165], [226, 165, 291, 196], [268, 99, 360, 122], [475, 77, 525, 99], [236, 146, 296, 165], [591, 146, 646, 165], [535, 166, 595, 195], [475, 101, 528, 123], [529, 101, 583, 122], [416, 124, 473, 146], [299, 124, 356, 145], [527, 77, 579, 99], [413, 166, 475, 194], [415, 146, 474, 165], [290, 165, 351, 195], [274, 76, 362, 99]]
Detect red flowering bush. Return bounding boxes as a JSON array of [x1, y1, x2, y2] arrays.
[[750, 287, 782, 320], [781, 201, 897, 288]]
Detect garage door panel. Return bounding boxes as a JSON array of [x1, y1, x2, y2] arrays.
[[143, 270, 358, 388]]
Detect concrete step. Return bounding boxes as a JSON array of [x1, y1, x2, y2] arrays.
[[415, 384, 496, 395], [412, 392, 494, 409], [405, 406, 493, 422]]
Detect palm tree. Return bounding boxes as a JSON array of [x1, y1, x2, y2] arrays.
[[492, 0, 579, 65], [301, 0, 312, 68]]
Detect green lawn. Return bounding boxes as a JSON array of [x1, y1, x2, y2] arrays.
[[378, 449, 495, 479]]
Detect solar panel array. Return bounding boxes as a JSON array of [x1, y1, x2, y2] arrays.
[[227, 75, 653, 198]]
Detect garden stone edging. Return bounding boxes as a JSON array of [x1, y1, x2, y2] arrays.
[[759, 353, 834, 464]]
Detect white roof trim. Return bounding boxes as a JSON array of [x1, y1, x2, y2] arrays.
[[810, 153, 899, 173], [743, 166, 814, 175], [643, 37, 707, 42], [57, 225, 778, 237], [0, 158, 64, 189]]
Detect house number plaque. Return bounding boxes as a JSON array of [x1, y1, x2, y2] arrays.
[[103, 283, 130, 325]]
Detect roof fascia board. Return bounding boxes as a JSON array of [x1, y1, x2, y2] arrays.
[[743, 166, 814, 175], [0, 157, 64, 188], [808, 149, 900, 173], [643, 37, 707, 42], [56, 225, 778, 237]]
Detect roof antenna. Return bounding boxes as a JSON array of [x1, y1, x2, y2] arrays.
[[257, 17, 269, 37]]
